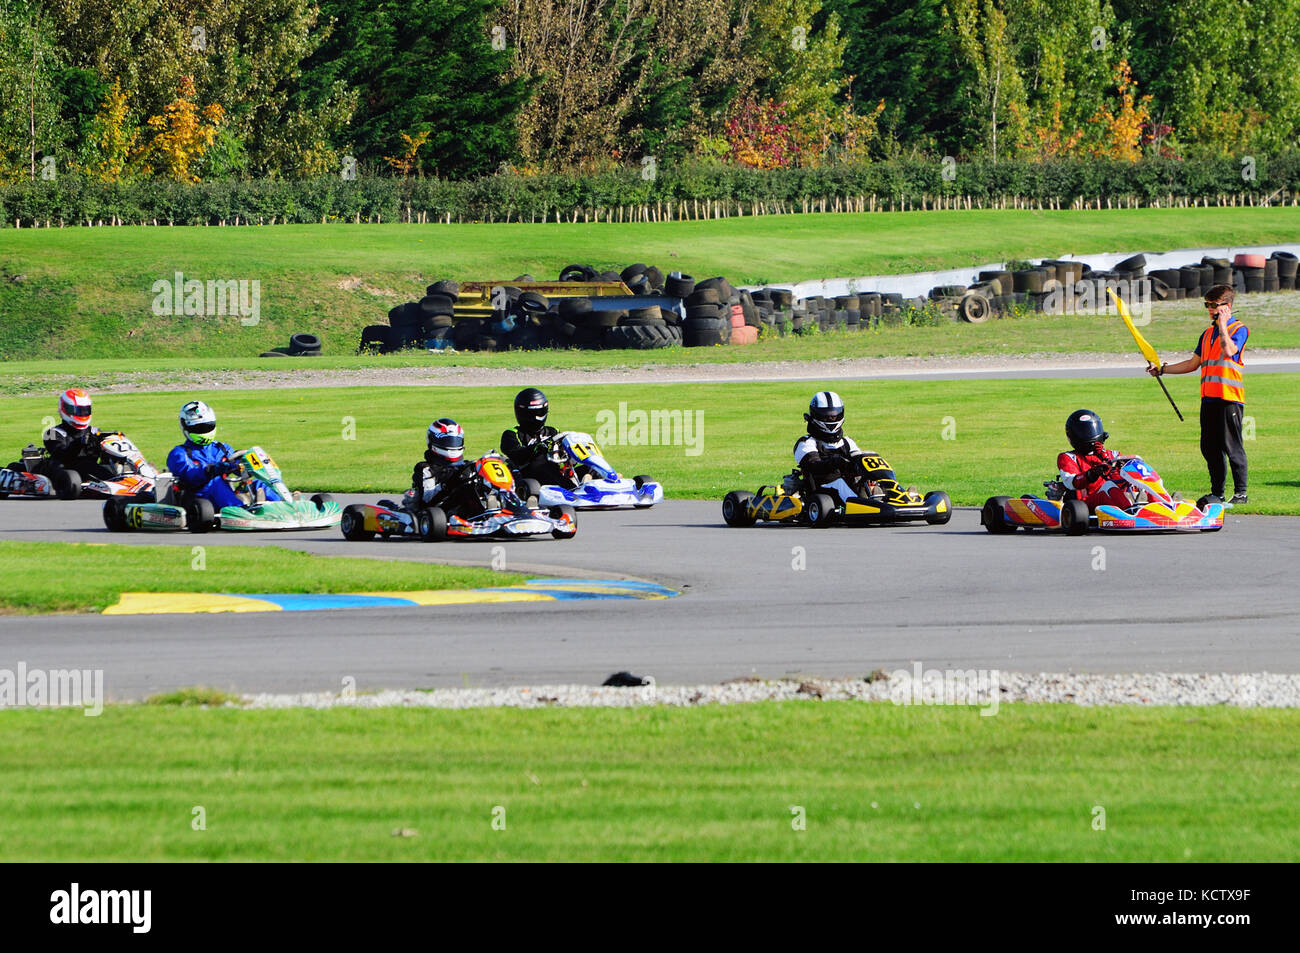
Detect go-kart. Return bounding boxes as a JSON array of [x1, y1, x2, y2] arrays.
[[341, 452, 577, 542], [102, 446, 340, 533], [519, 431, 661, 509], [0, 433, 166, 501], [722, 451, 951, 527], [981, 456, 1225, 535]]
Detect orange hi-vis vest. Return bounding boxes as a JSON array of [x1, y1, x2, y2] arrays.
[[1199, 320, 1246, 403]]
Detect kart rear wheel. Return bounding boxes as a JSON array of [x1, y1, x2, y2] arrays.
[[924, 490, 952, 525], [981, 497, 1015, 534], [1061, 499, 1089, 536], [419, 506, 448, 542], [102, 499, 127, 532], [53, 468, 81, 500], [311, 493, 335, 512], [551, 504, 577, 538], [805, 493, 836, 527], [722, 490, 756, 527], [186, 497, 216, 534], [341, 504, 375, 541]]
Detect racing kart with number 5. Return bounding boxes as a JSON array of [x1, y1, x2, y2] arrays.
[[341, 452, 577, 542]]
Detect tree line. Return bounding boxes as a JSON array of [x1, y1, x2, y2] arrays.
[[1, 0, 1297, 184]]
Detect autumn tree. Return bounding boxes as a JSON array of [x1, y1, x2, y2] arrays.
[[144, 76, 224, 181]]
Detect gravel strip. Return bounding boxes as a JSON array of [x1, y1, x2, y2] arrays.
[[241, 672, 1300, 710]]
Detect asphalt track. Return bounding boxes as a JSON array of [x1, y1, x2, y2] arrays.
[[1, 498, 1297, 700]]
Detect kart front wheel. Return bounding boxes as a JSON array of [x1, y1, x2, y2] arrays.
[[102, 499, 127, 532], [340, 504, 375, 541], [722, 490, 756, 527], [981, 497, 1015, 534], [186, 497, 216, 534], [551, 504, 577, 539], [924, 490, 952, 525], [53, 468, 81, 500], [805, 493, 836, 528], [1061, 499, 1089, 536], [419, 506, 448, 542]]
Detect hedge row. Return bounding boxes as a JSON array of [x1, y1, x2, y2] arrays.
[[4, 155, 1300, 226]]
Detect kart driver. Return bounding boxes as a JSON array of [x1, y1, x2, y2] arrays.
[[501, 387, 565, 484], [39, 388, 118, 480], [167, 400, 283, 510], [1057, 409, 1132, 510], [794, 391, 864, 493], [409, 418, 481, 514]]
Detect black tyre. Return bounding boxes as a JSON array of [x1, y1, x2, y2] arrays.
[[358, 324, 394, 354], [420, 293, 455, 317], [1115, 254, 1146, 274], [288, 332, 322, 355], [557, 297, 593, 317], [805, 493, 836, 527], [1061, 499, 1089, 535], [623, 306, 665, 326], [604, 324, 680, 349], [586, 309, 622, 329], [685, 288, 722, 307], [259, 351, 289, 358], [959, 293, 992, 323], [559, 264, 596, 282], [53, 468, 81, 500], [428, 279, 460, 299], [550, 504, 577, 539], [341, 504, 375, 541], [102, 499, 127, 532], [620, 263, 648, 282], [643, 266, 664, 291], [981, 497, 1014, 534], [685, 304, 723, 321], [186, 496, 215, 533], [929, 284, 967, 299], [517, 290, 549, 314], [665, 272, 695, 297], [722, 490, 756, 527], [419, 506, 448, 542], [1013, 270, 1046, 293], [924, 491, 952, 525]]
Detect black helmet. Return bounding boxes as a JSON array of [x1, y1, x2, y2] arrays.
[[514, 387, 548, 432], [1065, 409, 1109, 454], [804, 390, 845, 441]]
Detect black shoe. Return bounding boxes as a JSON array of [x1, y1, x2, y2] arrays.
[[1229, 492, 1248, 505]]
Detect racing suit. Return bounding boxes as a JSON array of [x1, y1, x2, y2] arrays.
[[500, 425, 566, 484], [1057, 447, 1130, 510], [41, 424, 116, 480], [794, 433, 864, 499], [167, 440, 282, 510], [410, 454, 479, 515]]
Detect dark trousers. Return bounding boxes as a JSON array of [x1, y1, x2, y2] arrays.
[[1200, 397, 1248, 496]]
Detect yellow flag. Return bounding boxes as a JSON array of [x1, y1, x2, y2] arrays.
[[1108, 288, 1160, 365]]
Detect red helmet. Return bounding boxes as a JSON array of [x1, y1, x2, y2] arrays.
[[426, 418, 465, 463], [59, 388, 93, 430]]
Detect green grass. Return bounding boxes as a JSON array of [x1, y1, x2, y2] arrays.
[[0, 702, 1295, 860], [1, 375, 1294, 512], [0, 541, 520, 614], [2, 206, 1298, 360]]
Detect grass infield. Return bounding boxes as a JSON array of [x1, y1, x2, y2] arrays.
[[0, 702, 1294, 861], [0, 541, 518, 614], [0, 375, 1294, 512]]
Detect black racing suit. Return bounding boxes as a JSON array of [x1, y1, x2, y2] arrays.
[[793, 433, 864, 486], [41, 424, 116, 480], [500, 425, 567, 485], [409, 454, 481, 515]]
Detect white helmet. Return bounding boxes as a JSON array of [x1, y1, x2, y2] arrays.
[[179, 400, 217, 446], [805, 391, 845, 441]]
